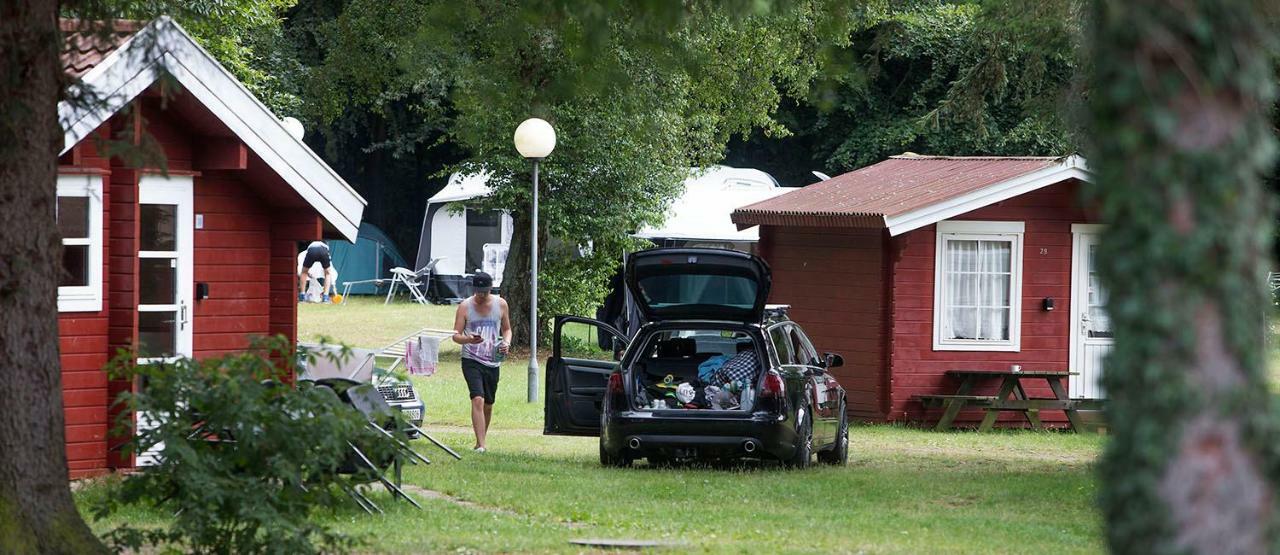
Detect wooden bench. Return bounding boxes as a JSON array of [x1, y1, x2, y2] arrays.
[[914, 394, 1038, 431]]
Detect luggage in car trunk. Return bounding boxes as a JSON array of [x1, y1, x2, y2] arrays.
[[629, 333, 761, 412]]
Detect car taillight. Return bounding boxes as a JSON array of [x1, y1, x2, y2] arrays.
[[761, 371, 785, 398], [608, 372, 624, 395]]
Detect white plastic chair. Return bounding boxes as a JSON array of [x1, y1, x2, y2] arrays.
[[384, 258, 442, 305]]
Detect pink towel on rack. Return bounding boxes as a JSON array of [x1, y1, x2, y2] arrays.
[[404, 335, 440, 376]]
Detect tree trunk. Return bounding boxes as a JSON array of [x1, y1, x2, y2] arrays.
[[503, 208, 532, 348], [501, 201, 551, 350], [1089, 2, 1280, 553], [0, 2, 108, 554]]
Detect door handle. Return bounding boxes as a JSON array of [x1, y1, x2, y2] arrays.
[[180, 302, 188, 330]]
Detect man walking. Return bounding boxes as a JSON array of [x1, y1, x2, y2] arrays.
[[451, 272, 511, 452]]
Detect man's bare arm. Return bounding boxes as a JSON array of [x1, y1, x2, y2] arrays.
[[451, 302, 472, 344]]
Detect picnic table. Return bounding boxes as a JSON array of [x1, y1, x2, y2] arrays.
[[914, 369, 1104, 432]]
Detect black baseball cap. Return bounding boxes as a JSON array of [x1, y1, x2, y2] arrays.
[[472, 272, 493, 289]]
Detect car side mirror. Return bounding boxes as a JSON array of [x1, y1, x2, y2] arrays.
[[824, 352, 844, 369]]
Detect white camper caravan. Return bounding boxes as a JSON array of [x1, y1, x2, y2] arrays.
[[412, 166, 786, 302], [634, 166, 785, 251], [412, 172, 513, 300]]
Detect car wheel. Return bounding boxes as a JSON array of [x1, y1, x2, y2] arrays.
[[600, 440, 631, 468], [785, 406, 813, 469], [818, 401, 848, 465]]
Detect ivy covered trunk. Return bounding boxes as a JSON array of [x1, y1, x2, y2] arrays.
[[0, 2, 108, 553], [1088, 1, 1280, 553]]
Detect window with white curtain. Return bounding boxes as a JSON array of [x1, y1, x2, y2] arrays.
[[932, 221, 1024, 351]]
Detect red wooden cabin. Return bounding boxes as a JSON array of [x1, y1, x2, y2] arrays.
[[57, 18, 365, 477], [732, 155, 1103, 426]]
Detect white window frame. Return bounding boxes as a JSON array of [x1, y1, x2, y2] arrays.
[[57, 174, 104, 313], [932, 220, 1024, 352]]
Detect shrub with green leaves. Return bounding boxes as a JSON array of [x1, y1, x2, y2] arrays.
[[95, 337, 410, 555]]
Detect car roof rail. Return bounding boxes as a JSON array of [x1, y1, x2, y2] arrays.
[[764, 304, 791, 321]]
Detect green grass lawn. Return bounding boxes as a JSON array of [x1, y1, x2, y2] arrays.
[[76, 295, 1107, 553]]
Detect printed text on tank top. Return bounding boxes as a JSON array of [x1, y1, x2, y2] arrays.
[[461, 296, 503, 368]]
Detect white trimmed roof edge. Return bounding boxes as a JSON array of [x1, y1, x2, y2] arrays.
[[883, 154, 1092, 236], [57, 16, 366, 241]]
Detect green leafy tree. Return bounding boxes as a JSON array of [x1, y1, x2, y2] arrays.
[[98, 0, 305, 114], [728, 0, 1081, 184], [307, 0, 855, 345], [1087, 1, 1280, 552]]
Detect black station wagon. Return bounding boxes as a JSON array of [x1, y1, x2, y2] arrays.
[[544, 248, 849, 467]]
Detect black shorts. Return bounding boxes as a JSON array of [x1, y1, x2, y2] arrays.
[[462, 358, 500, 404], [301, 244, 331, 270]]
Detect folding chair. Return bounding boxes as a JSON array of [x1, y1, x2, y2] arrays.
[[384, 258, 442, 305], [300, 332, 461, 461]]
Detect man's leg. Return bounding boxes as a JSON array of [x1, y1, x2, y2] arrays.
[[470, 396, 488, 449], [297, 270, 308, 300], [483, 366, 498, 433]]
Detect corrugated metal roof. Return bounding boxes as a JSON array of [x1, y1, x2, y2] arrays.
[[61, 20, 142, 78], [731, 154, 1067, 229]]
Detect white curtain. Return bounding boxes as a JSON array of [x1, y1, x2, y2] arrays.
[[1086, 244, 1112, 337], [944, 239, 1011, 341]]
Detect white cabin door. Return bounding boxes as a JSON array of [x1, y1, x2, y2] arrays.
[[1069, 226, 1112, 399], [136, 175, 195, 464]]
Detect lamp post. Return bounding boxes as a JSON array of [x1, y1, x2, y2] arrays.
[[513, 118, 556, 403]]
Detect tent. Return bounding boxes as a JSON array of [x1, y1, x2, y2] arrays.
[[412, 166, 786, 301], [328, 222, 409, 295]]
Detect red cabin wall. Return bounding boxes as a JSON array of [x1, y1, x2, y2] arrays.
[[58, 133, 113, 479], [888, 179, 1094, 425], [760, 226, 890, 421], [193, 172, 273, 358]]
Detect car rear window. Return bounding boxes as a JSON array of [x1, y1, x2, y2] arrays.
[[635, 274, 758, 312]]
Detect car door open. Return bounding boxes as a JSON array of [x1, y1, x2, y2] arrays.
[[544, 315, 626, 436]]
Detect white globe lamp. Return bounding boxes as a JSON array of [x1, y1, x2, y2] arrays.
[[281, 116, 305, 140], [513, 118, 556, 159]]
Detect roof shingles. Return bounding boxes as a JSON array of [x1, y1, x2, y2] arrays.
[[731, 155, 1066, 229], [60, 19, 143, 78]]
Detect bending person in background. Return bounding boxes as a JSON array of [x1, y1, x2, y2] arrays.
[[297, 240, 336, 302], [451, 272, 512, 453]]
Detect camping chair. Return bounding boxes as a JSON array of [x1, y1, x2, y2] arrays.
[[299, 334, 461, 460], [384, 258, 442, 305], [307, 379, 429, 514]]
